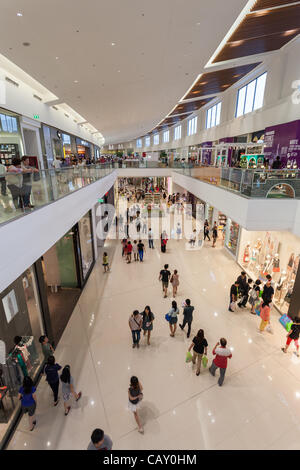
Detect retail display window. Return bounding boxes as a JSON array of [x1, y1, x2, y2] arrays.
[[238, 229, 300, 314]]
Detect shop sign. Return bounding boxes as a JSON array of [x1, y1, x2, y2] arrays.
[[33, 114, 40, 120]]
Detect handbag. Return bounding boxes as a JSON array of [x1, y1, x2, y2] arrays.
[[230, 301, 236, 311], [185, 351, 193, 363], [255, 301, 261, 316], [165, 313, 171, 322], [202, 355, 208, 368]]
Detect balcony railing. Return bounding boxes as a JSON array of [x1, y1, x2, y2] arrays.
[[0, 165, 114, 226]]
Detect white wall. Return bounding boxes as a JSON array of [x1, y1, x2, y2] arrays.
[[0, 170, 117, 293], [126, 37, 300, 153], [0, 69, 103, 148]]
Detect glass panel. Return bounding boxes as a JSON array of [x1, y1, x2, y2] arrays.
[[254, 73, 267, 110], [78, 211, 94, 279], [216, 102, 221, 125], [206, 108, 212, 128], [236, 86, 246, 117], [1, 114, 8, 131], [42, 229, 80, 345], [244, 80, 256, 114], [211, 105, 217, 127]]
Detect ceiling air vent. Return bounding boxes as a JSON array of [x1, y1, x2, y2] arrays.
[[52, 106, 58, 110], [33, 94, 42, 101], [5, 77, 19, 87]]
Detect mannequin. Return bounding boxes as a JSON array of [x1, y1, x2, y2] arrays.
[[243, 243, 251, 265], [275, 270, 287, 302]]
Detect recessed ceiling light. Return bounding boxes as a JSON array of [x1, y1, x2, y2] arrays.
[[111, 42, 116, 46], [117, 70, 121, 73], [74, 80, 79, 83], [55, 56, 59, 60], [17, 12, 23, 17], [196, 22, 200, 25]]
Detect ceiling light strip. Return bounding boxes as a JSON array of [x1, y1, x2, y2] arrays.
[[205, 0, 257, 68], [251, 1, 300, 14]]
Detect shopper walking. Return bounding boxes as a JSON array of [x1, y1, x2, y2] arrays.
[[167, 300, 179, 337], [204, 223, 210, 241], [259, 301, 271, 333], [121, 238, 127, 257], [159, 264, 171, 298], [0, 161, 7, 196], [238, 278, 253, 308], [132, 240, 139, 262], [129, 310, 143, 348], [87, 429, 113, 450], [18, 376, 37, 431], [188, 329, 208, 376], [249, 279, 261, 314], [209, 338, 232, 386], [39, 335, 54, 361], [126, 240, 133, 263], [60, 365, 82, 416], [228, 281, 239, 311], [176, 223, 182, 241], [212, 222, 218, 247], [160, 231, 168, 253], [128, 376, 144, 434], [170, 269, 179, 297], [179, 299, 194, 338], [148, 228, 154, 249], [137, 239, 145, 262], [102, 252, 110, 272], [282, 316, 300, 357], [262, 276, 274, 304], [142, 306, 155, 345], [44, 355, 62, 406], [237, 271, 248, 297]]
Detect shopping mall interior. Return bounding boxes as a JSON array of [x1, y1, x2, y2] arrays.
[[1, 0, 300, 453]]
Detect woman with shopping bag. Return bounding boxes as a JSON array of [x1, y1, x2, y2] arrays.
[[187, 329, 208, 376], [166, 301, 179, 337]]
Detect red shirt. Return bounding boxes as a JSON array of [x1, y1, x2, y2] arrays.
[[127, 243, 132, 253], [212, 346, 232, 369]]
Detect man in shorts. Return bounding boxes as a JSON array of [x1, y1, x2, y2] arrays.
[[159, 264, 171, 298]]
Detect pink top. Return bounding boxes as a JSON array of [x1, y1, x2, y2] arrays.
[[260, 304, 271, 322]]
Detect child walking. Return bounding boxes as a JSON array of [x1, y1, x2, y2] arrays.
[[103, 252, 110, 273]]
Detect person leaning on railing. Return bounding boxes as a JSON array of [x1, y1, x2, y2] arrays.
[[6, 157, 36, 210]]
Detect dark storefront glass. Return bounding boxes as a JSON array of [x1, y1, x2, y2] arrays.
[[41, 229, 81, 345], [0, 266, 44, 446], [78, 211, 94, 280]]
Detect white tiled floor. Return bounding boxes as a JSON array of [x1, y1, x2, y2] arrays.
[[7, 233, 300, 450]]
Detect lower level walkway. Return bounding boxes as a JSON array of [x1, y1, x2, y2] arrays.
[[7, 235, 300, 450]]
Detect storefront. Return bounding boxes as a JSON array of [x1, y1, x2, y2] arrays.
[[237, 228, 300, 315], [0, 109, 24, 166], [0, 265, 44, 447], [225, 218, 240, 256], [76, 138, 91, 160]]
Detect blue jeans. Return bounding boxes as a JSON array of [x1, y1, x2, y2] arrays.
[[148, 239, 154, 249], [139, 250, 144, 261], [131, 330, 141, 344]]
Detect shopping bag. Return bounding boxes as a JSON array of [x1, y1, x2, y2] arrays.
[[230, 301, 236, 311], [185, 351, 193, 363], [165, 314, 171, 322], [202, 355, 208, 368], [266, 324, 274, 334], [279, 314, 293, 331], [255, 300, 261, 316]]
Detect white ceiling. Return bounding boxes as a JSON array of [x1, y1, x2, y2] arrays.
[[0, 0, 247, 144]]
